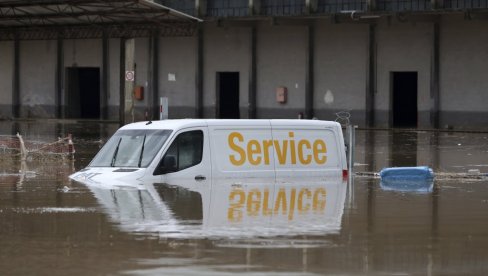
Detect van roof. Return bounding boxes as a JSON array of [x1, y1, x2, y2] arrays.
[[120, 119, 342, 130]]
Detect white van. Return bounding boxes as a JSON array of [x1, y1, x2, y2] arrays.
[[70, 119, 348, 187]]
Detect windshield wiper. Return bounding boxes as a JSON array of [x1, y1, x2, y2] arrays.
[[138, 135, 147, 168], [111, 137, 122, 167]]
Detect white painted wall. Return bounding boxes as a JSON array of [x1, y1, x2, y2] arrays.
[[203, 23, 251, 117], [159, 36, 197, 116], [0, 14, 488, 128], [134, 38, 150, 110], [257, 23, 307, 116], [314, 21, 368, 120], [441, 15, 488, 112], [376, 19, 433, 125], [19, 40, 56, 114], [64, 39, 102, 67], [0, 42, 13, 107], [108, 38, 120, 107]]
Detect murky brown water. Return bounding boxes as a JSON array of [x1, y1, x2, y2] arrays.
[[1, 122, 488, 275]]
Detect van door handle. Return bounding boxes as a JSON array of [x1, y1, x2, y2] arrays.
[[195, 175, 206, 181]]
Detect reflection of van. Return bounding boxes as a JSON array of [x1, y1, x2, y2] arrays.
[[70, 119, 347, 187], [85, 176, 347, 237]]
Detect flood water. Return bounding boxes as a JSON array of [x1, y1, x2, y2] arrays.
[[1, 121, 488, 275]]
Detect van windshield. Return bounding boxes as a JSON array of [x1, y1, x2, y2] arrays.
[[89, 129, 172, 168]]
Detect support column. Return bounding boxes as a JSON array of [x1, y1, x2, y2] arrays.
[[119, 38, 125, 125], [366, 24, 376, 127], [196, 0, 207, 17], [195, 24, 204, 118], [250, 0, 261, 15], [101, 32, 109, 120], [123, 39, 135, 124], [306, 0, 318, 14], [151, 29, 160, 121], [56, 37, 63, 119], [305, 24, 315, 119], [119, 38, 136, 125], [248, 26, 257, 119], [367, 0, 377, 11], [430, 22, 440, 129], [431, 0, 443, 9], [12, 34, 20, 118]]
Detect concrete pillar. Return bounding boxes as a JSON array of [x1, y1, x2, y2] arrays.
[[124, 38, 135, 124], [366, 24, 376, 127], [196, 25, 204, 118], [196, 0, 207, 17], [305, 24, 315, 119], [248, 26, 257, 119], [151, 29, 160, 121], [432, 0, 443, 9], [119, 38, 125, 125], [306, 0, 318, 14], [12, 35, 19, 118], [367, 0, 377, 11], [56, 37, 64, 119], [119, 38, 136, 125], [195, 0, 205, 117], [430, 22, 440, 129], [101, 32, 109, 120], [250, 0, 261, 15]]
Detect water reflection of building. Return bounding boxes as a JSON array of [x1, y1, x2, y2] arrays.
[[0, 159, 74, 189], [356, 128, 488, 174]]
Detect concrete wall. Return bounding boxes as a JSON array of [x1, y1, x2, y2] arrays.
[[19, 40, 57, 118], [64, 39, 102, 67], [257, 23, 307, 119], [159, 36, 197, 118], [2, 14, 488, 130], [314, 21, 369, 124], [440, 15, 488, 129], [376, 19, 433, 128], [108, 38, 121, 120], [133, 38, 150, 119], [203, 23, 251, 118], [0, 42, 13, 119], [63, 39, 103, 119]]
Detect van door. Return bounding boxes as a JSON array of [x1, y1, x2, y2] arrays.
[[208, 121, 276, 186], [207, 122, 276, 229], [270, 122, 342, 182], [153, 127, 211, 192]]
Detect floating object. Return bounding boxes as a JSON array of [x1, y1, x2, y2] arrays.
[[467, 169, 480, 176], [0, 133, 75, 160], [380, 166, 434, 192]]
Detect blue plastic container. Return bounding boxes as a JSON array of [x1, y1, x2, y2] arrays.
[[380, 166, 434, 192]]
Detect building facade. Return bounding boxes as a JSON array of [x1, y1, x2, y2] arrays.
[[1, 0, 488, 129]]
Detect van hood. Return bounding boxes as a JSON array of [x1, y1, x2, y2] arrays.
[[69, 167, 147, 188]]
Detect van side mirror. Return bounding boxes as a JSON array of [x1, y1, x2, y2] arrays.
[[153, 155, 177, 175]]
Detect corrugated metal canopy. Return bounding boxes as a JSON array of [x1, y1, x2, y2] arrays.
[[0, 0, 202, 40]]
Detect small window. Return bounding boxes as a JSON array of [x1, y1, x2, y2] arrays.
[[155, 130, 203, 174]]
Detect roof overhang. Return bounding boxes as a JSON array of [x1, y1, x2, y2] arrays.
[[0, 0, 202, 40]]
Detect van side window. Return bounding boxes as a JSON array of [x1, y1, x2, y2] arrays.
[[155, 130, 203, 174]]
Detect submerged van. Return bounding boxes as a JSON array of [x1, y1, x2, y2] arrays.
[[70, 119, 348, 187]]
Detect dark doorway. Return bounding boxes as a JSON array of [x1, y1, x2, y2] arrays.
[[217, 72, 240, 119], [65, 67, 100, 119], [392, 72, 417, 128]]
